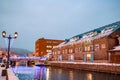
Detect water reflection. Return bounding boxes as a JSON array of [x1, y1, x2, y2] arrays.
[[12, 66, 120, 80], [46, 68, 50, 80], [69, 71, 73, 80], [86, 73, 92, 80], [12, 66, 46, 80]]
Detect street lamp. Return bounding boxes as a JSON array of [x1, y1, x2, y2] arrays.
[[2, 31, 18, 69]]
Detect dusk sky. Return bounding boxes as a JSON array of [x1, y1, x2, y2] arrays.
[[0, 0, 120, 52]]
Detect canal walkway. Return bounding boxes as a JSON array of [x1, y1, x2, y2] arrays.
[[0, 67, 6, 80]]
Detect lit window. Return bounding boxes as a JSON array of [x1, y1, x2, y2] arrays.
[[87, 54, 91, 60], [84, 46, 87, 51], [88, 46, 90, 51], [46, 50, 52, 53], [46, 45, 52, 48], [53, 46, 56, 48], [69, 49, 73, 53]]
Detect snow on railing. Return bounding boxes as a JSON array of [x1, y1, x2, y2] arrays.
[[10, 57, 46, 61]]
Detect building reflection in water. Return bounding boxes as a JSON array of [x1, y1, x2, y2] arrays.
[[46, 68, 50, 80], [34, 66, 46, 80], [69, 71, 73, 80], [12, 66, 120, 80], [58, 68, 62, 74]]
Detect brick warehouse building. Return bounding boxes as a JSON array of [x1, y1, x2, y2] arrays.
[[52, 21, 120, 63], [35, 38, 64, 57]]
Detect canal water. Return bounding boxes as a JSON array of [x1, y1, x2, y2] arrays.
[[12, 66, 120, 80]]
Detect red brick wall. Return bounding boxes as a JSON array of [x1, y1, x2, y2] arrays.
[[52, 36, 118, 61]]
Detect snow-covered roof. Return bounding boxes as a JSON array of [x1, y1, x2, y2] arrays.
[[53, 21, 120, 49], [109, 45, 120, 51], [53, 42, 66, 48]]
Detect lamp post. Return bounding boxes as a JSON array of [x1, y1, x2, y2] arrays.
[[2, 31, 18, 69]]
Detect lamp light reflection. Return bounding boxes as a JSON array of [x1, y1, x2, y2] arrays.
[[86, 73, 92, 80], [69, 71, 73, 80]]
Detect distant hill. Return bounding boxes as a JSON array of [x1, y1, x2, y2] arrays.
[[2, 48, 32, 56]]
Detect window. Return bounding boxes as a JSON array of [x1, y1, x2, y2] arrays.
[[53, 41, 58, 44], [62, 50, 65, 54], [79, 47, 82, 52], [84, 46, 91, 51], [53, 46, 56, 48], [84, 46, 88, 51], [90, 45, 93, 51], [95, 44, 99, 50], [55, 51, 57, 54], [46, 50, 52, 53], [58, 51, 61, 54], [47, 41, 52, 43], [87, 54, 91, 60], [75, 48, 78, 52], [101, 44, 106, 49], [69, 49, 73, 53], [46, 45, 52, 48], [52, 52, 54, 55], [88, 46, 90, 51], [65, 49, 67, 54]]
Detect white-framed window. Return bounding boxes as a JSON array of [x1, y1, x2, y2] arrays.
[[90, 45, 93, 51], [46, 50, 52, 53], [47, 41, 52, 43], [53, 46, 56, 48], [84, 46, 88, 51], [58, 51, 61, 54], [95, 44, 99, 50], [75, 48, 78, 52], [46, 45, 52, 48], [65, 49, 67, 54], [55, 51, 57, 54], [88, 46, 90, 51], [79, 47, 82, 52], [62, 50, 65, 54], [101, 44, 106, 49], [69, 49, 73, 53]]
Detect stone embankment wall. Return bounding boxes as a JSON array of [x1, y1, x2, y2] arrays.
[[51, 62, 120, 74]]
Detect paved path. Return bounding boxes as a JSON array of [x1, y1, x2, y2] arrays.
[[0, 67, 6, 80]]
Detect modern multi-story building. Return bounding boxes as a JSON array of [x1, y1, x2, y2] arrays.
[[35, 38, 64, 57], [52, 21, 120, 63]]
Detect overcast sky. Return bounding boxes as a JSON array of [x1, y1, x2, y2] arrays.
[[0, 0, 120, 51]]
